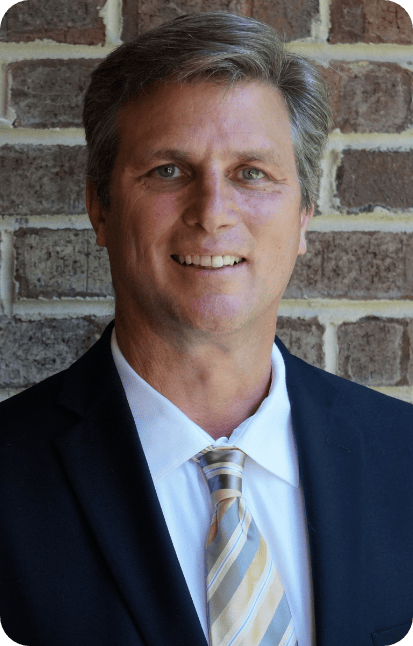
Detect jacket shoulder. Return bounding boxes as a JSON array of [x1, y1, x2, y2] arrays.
[[0, 370, 64, 418], [311, 361, 413, 416], [0, 370, 74, 447], [275, 336, 413, 444], [0, 320, 116, 440]]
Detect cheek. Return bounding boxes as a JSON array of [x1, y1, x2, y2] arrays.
[[102, 196, 139, 274], [248, 207, 302, 281], [248, 202, 301, 252], [122, 187, 181, 243]]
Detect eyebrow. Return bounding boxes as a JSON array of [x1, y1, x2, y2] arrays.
[[142, 148, 285, 171]]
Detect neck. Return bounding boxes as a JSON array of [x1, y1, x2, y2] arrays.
[[114, 312, 275, 440]]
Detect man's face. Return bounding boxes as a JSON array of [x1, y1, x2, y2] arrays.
[[87, 80, 313, 339]]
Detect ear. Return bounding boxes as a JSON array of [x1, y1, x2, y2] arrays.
[[86, 178, 107, 248], [297, 204, 314, 256]]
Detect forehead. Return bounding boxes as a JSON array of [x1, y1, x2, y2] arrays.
[[115, 79, 296, 171]]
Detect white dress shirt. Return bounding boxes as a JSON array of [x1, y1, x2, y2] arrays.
[[111, 328, 315, 646]]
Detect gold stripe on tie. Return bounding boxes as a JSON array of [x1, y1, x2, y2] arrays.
[[193, 446, 298, 646]]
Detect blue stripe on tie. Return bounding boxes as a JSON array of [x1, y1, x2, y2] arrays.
[[207, 502, 248, 581], [208, 513, 260, 617], [226, 557, 275, 646], [260, 592, 292, 645]]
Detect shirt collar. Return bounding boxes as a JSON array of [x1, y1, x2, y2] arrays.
[[111, 328, 299, 488]]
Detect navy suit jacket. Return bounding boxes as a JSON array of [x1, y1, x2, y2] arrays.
[[1, 320, 413, 646]]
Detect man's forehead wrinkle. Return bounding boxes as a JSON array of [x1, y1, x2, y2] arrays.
[[141, 147, 286, 170], [143, 148, 193, 164]]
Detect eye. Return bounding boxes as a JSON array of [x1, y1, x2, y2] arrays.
[[239, 167, 266, 181], [153, 164, 182, 179]]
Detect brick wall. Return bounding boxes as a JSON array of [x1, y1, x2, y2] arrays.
[[0, 0, 412, 402]]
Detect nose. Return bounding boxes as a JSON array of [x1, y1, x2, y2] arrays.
[[181, 172, 240, 234]]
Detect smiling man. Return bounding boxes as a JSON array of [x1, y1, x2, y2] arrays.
[[90, 79, 312, 439], [1, 12, 413, 646]]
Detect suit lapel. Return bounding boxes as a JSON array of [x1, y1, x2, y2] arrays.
[[52, 322, 367, 645], [54, 322, 207, 646], [275, 337, 366, 645]]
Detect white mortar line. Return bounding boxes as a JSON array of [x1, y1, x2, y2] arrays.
[[287, 42, 413, 64], [370, 386, 413, 403], [13, 298, 115, 319], [309, 213, 413, 232], [4, 213, 413, 233], [279, 299, 413, 321], [2, 212, 413, 234], [2, 127, 412, 150], [0, 41, 411, 63], [21, 297, 413, 323], [0, 215, 92, 230], [0, 388, 26, 402], [0, 63, 8, 119], [2, 60, 16, 126], [317, 148, 338, 214], [15, 298, 412, 323], [399, 61, 413, 71], [327, 131, 413, 150], [0, 127, 86, 143], [311, 0, 330, 42], [0, 43, 118, 61], [323, 321, 337, 374], [101, 0, 123, 46], [0, 230, 14, 316]]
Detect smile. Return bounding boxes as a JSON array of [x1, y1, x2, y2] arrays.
[[171, 254, 245, 268]]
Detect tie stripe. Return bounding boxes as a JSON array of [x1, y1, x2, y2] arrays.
[[194, 447, 298, 646], [210, 538, 270, 643], [207, 500, 251, 595]]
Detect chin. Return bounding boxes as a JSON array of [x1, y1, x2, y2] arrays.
[[178, 306, 251, 337], [190, 318, 243, 335]]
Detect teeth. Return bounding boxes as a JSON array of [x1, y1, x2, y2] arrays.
[[175, 254, 244, 267], [200, 255, 212, 267], [211, 256, 224, 268]]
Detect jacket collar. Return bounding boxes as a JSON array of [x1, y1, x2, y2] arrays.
[[275, 336, 366, 645], [55, 320, 207, 646]]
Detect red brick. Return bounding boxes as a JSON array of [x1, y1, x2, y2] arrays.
[[0, 0, 106, 45], [0, 316, 113, 388], [335, 151, 413, 212], [329, 0, 413, 45], [276, 317, 324, 369], [14, 229, 113, 299], [8, 59, 102, 129], [122, 0, 251, 39], [320, 62, 413, 133], [337, 317, 411, 386], [251, 0, 319, 40], [0, 145, 87, 216], [285, 232, 413, 300]]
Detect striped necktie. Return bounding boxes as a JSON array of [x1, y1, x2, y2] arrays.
[[194, 445, 297, 646]]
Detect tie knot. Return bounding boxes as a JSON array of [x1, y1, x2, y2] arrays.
[[195, 447, 246, 506]]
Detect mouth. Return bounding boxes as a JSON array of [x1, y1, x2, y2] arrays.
[[171, 254, 246, 268]]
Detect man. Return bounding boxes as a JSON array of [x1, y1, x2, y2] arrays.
[[1, 11, 412, 646]]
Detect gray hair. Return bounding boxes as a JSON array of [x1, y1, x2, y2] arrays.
[[83, 12, 331, 212]]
